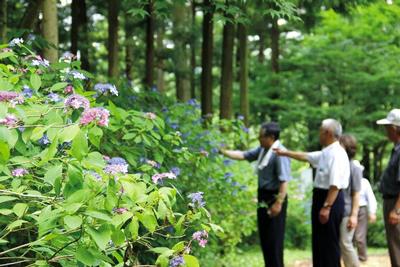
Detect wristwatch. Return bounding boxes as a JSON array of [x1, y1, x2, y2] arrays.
[[323, 202, 332, 209]]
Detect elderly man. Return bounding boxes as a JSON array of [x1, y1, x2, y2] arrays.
[[274, 119, 350, 267], [376, 109, 400, 266], [220, 122, 291, 267]]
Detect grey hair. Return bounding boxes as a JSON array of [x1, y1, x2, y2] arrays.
[[321, 118, 342, 138]]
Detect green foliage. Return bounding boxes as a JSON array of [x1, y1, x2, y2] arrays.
[[0, 43, 214, 266]]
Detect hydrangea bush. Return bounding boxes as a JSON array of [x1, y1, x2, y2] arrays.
[[0, 41, 215, 266]]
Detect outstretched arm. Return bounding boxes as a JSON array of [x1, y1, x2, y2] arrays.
[[273, 148, 309, 162], [220, 149, 245, 160]]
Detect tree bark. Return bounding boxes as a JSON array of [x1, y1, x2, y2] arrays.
[[20, 0, 42, 30], [42, 0, 58, 63], [201, 0, 214, 119], [125, 17, 134, 82], [108, 0, 119, 78], [361, 144, 370, 181], [156, 23, 165, 92], [71, 0, 90, 70], [145, 0, 155, 89], [219, 6, 235, 120], [172, 2, 191, 102], [270, 18, 279, 73], [0, 0, 6, 43], [190, 0, 196, 98], [238, 22, 249, 126]]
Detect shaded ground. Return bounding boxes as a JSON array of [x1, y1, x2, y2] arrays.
[[290, 253, 390, 267]]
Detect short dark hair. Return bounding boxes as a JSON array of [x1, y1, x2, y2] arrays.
[[260, 122, 280, 140], [339, 134, 357, 159]]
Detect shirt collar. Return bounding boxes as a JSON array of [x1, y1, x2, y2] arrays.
[[322, 140, 340, 152]]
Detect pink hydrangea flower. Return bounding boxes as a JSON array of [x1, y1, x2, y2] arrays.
[[192, 230, 208, 248], [64, 94, 90, 110], [152, 172, 177, 184], [12, 168, 29, 177], [0, 91, 24, 106], [64, 85, 74, 94], [80, 108, 110, 127], [0, 114, 18, 128]]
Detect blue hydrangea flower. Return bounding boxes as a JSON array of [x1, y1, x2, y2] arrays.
[[169, 256, 185, 267], [38, 134, 51, 146], [22, 86, 33, 98], [47, 93, 62, 103], [223, 159, 233, 166], [188, 192, 206, 208], [170, 167, 181, 176], [107, 157, 127, 165], [224, 172, 233, 179]]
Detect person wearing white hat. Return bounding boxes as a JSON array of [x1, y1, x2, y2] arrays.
[[376, 108, 400, 266]]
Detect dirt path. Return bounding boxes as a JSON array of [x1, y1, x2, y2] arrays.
[[289, 254, 391, 267]]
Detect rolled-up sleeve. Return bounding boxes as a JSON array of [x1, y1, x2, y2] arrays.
[[307, 151, 322, 168], [277, 155, 291, 182], [243, 147, 261, 162], [351, 163, 362, 193], [366, 180, 377, 214]]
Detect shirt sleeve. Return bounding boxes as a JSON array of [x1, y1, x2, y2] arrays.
[[276, 155, 292, 182], [307, 151, 322, 168], [351, 162, 362, 193], [365, 179, 377, 214], [243, 147, 261, 162]]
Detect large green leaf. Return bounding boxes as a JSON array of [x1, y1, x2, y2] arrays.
[[183, 255, 200, 267], [13, 203, 28, 218], [71, 129, 88, 160], [128, 217, 139, 240], [76, 246, 97, 265], [43, 164, 62, 186], [88, 126, 103, 149], [64, 215, 82, 230], [0, 141, 10, 163], [86, 225, 111, 251], [50, 82, 68, 91], [59, 124, 80, 142], [30, 73, 42, 90], [138, 210, 158, 233]]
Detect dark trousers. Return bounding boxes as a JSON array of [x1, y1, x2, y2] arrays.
[[258, 189, 287, 267], [312, 188, 344, 267]]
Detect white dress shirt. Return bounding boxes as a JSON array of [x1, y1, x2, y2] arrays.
[[307, 141, 350, 190], [359, 178, 377, 214]]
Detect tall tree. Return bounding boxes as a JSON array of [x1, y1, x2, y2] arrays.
[[238, 20, 249, 126], [190, 0, 197, 98], [201, 0, 214, 118], [156, 23, 165, 92], [124, 16, 134, 82], [219, 1, 235, 120], [71, 0, 90, 70], [42, 0, 58, 63], [0, 0, 6, 43], [172, 1, 191, 102], [108, 0, 120, 78], [19, 0, 43, 31], [145, 0, 155, 89]]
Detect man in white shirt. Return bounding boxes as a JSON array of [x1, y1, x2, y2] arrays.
[[275, 118, 350, 267]]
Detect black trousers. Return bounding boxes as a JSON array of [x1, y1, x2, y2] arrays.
[[258, 189, 288, 267], [312, 188, 344, 267]]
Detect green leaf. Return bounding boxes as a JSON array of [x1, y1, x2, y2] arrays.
[[59, 124, 80, 142], [111, 229, 125, 247], [50, 82, 68, 91], [150, 247, 174, 255], [64, 215, 82, 229], [138, 210, 158, 233], [71, 129, 88, 160], [7, 220, 27, 231], [82, 152, 106, 170], [183, 255, 200, 267], [0, 141, 10, 163], [38, 137, 58, 164], [172, 241, 186, 252], [0, 196, 15, 204], [30, 127, 47, 141], [128, 217, 139, 240], [0, 80, 13, 90], [86, 225, 111, 251], [13, 203, 28, 218], [30, 73, 42, 90], [157, 200, 169, 220], [0, 127, 18, 148], [76, 246, 97, 265], [43, 164, 62, 186], [84, 210, 112, 222], [88, 126, 103, 149]]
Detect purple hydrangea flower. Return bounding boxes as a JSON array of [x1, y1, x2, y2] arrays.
[[170, 167, 181, 176], [188, 192, 206, 208], [224, 172, 233, 179], [0, 91, 24, 105], [47, 93, 62, 103], [9, 38, 23, 47], [84, 170, 102, 181], [223, 159, 233, 166], [169, 256, 185, 267], [146, 160, 160, 168], [192, 230, 208, 248], [80, 107, 110, 127], [113, 207, 128, 214], [22, 86, 33, 98], [64, 85, 74, 94], [241, 126, 249, 133], [69, 70, 86, 80], [94, 83, 118, 96], [31, 56, 50, 67], [64, 94, 90, 110], [0, 114, 18, 128], [12, 168, 29, 177], [61, 52, 75, 60], [38, 134, 51, 146], [152, 172, 176, 184], [104, 157, 128, 175]]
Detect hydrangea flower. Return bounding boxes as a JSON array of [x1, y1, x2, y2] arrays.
[[0, 91, 24, 105], [192, 230, 208, 248], [152, 172, 177, 184], [223, 159, 233, 166], [83, 170, 102, 181], [146, 160, 160, 168], [188, 192, 206, 208], [94, 83, 118, 96], [169, 256, 185, 267], [113, 207, 128, 214], [12, 168, 29, 177], [80, 107, 110, 127], [47, 93, 62, 103], [237, 115, 244, 120], [61, 52, 75, 60], [69, 70, 86, 80], [170, 167, 181, 176], [9, 38, 23, 47], [104, 157, 128, 175], [64, 85, 74, 94], [144, 112, 156, 120], [199, 149, 209, 157], [64, 94, 90, 110], [38, 134, 51, 146], [0, 114, 18, 128], [22, 86, 33, 98], [241, 126, 249, 133], [31, 56, 50, 67]]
